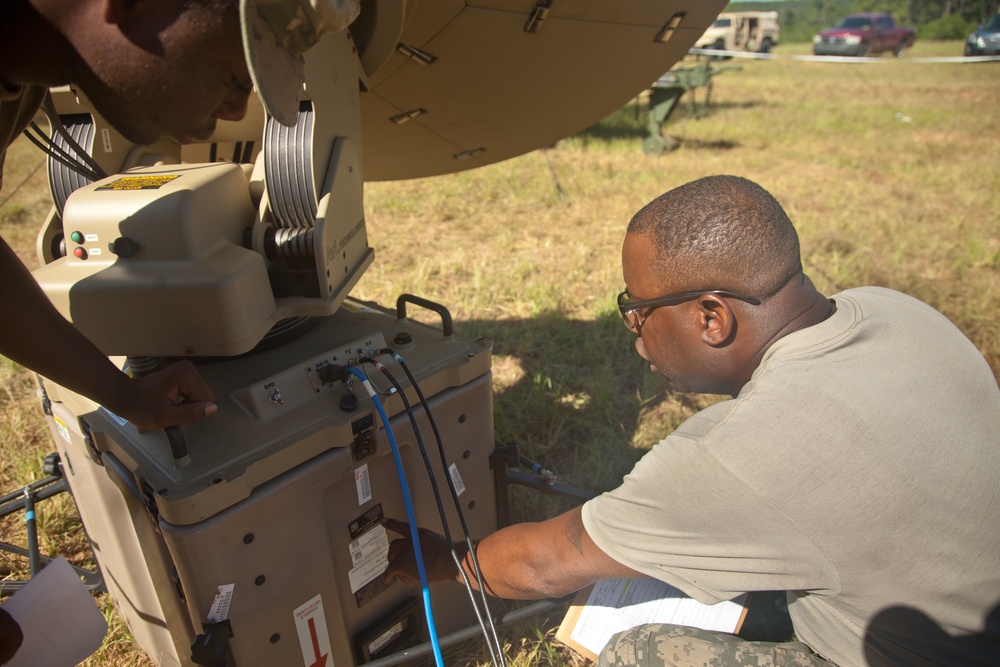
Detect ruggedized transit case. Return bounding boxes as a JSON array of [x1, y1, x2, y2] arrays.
[[41, 301, 498, 667]]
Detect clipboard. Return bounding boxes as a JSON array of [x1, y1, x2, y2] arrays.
[[556, 578, 750, 662]]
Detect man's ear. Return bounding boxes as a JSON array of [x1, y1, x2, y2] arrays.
[[695, 295, 736, 346]]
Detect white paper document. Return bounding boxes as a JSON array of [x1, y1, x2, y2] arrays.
[[557, 577, 748, 661], [2, 556, 108, 667]]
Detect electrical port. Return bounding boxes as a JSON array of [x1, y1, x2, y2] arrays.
[[352, 431, 376, 461]]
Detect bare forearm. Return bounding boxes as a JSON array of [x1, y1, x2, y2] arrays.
[[461, 523, 584, 599], [0, 239, 216, 429], [0, 239, 133, 410], [456, 508, 641, 600], [385, 505, 644, 600]]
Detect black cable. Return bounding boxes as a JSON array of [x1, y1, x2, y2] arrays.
[[346, 364, 447, 667], [28, 121, 86, 169], [27, 120, 103, 181], [22, 92, 111, 185], [22, 126, 102, 182], [382, 351, 508, 666], [40, 94, 108, 180], [359, 356, 505, 667]]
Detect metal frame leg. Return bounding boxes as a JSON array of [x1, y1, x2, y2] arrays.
[[0, 453, 105, 594]]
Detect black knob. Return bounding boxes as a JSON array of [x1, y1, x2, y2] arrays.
[[109, 236, 140, 258], [340, 393, 359, 412]]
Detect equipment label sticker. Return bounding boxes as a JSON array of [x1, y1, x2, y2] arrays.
[[349, 503, 384, 540], [355, 464, 372, 505], [347, 525, 389, 594], [206, 584, 234, 623], [53, 415, 71, 444], [96, 175, 180, 191], [369, 620, 404, 655], [293, 595, 331, 667], [449, 463, 466, 496]]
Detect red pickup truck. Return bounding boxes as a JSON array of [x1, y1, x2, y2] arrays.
[[813, 13, 916, 57]]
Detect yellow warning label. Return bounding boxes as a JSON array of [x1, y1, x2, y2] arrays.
[[96, 175, 180, 191]]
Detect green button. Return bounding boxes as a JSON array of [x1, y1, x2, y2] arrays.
[[70, 231, 84, 244]]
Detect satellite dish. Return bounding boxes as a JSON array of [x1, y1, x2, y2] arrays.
[[348, 1, 727, 180]]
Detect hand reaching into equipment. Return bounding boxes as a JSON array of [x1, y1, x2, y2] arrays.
[[112, 360, 217, 431], [1, 239, 216, 431], [382, 518, 460, 587]]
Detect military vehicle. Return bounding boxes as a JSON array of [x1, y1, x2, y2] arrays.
[[695, 11, 780, 54]]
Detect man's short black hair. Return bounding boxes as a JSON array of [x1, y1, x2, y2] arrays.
[[628, 175, 802, 299]]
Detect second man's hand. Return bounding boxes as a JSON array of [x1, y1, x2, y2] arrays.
[[115, 360, 218, 431], [382, 518, 462, 588]]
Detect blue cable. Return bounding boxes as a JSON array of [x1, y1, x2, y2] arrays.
[[389, 351, 507, 666], [346, 365, 445, 667], [365, 355, 504, 666]]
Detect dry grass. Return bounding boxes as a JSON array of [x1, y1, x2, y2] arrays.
[[0, 39, 997, 666]]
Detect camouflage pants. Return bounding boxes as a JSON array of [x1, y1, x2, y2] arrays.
[[597, 624, 837, 667]]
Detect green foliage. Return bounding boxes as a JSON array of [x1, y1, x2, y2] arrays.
[[919, 14, 977, 39]]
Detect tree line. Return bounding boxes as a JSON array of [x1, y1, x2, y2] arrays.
[[726, 0, 1000, 42]]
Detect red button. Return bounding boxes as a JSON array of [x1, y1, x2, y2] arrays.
[[73, 247, 87, 259]]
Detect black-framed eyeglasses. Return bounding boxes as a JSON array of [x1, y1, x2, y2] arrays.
[[617, 289, 761, 333]]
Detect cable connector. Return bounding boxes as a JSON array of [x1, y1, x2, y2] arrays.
[[519, 454, 557, 485], [317, 363, 348, 384]]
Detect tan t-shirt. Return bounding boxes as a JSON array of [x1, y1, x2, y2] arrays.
[[583, 287, 1000, 666], [0, 82, 47, 191]]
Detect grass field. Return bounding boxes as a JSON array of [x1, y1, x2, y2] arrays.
[[1, 40, 998, 666]]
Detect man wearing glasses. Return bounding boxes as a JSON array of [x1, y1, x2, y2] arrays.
[[385, 175, 1000, 666]]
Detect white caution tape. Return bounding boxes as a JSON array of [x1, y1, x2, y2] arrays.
[[688, 47, 1000, 64]]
